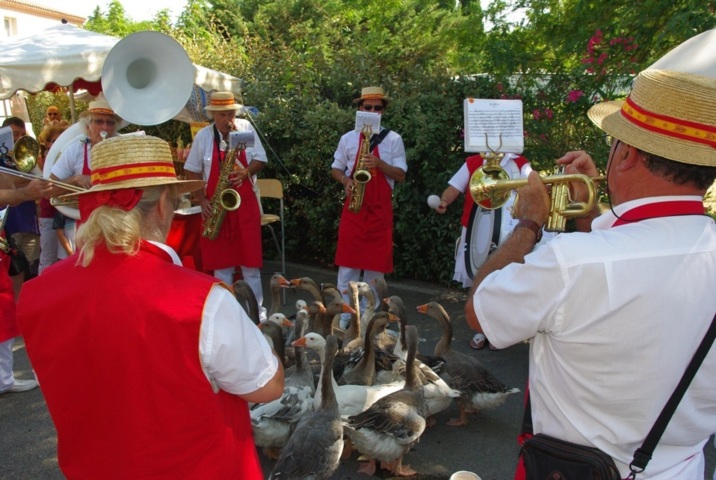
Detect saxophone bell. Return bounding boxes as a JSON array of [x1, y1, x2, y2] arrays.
[[201, 130, 254, 240]]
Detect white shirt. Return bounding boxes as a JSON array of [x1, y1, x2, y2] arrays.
[[184, 119, 267, 184], [51, 138, 89, 179], [475, 196, 716, 479], [332, 128, 407, 189], [151, 241, 279, 395]]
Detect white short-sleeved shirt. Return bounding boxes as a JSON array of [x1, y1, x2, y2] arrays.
[[51, 138, 89, 180], [184, 119, 267, 184], [331, 128, 407, 190], [474, 196, 716, 479], [152, 242, 279, 395]]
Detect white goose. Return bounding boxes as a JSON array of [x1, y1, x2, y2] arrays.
[[292, 332, 404, 418]]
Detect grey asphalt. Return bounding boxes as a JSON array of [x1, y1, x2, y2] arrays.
[[1, 259, 714, 480]]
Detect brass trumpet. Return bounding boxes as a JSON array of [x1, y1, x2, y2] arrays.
[[468, 155, 605, 232]]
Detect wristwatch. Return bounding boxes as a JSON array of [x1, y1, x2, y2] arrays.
[[515, 219, 543, 243]]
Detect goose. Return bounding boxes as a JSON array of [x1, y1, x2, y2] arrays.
[[251, 312, 314, 460], [417, 301, 520, 426], [341, 281, 362, 345], [306, 300, 326, 335], [259, 313, 294, 369], [344, 325, 428, 477], [268, 273, 292, 317], [386, 295, 445, 373], [290, 276, 340, 306], [323, 296, 354, 338], [338, 312, 397, 386], [232, 279, 259, 324], [371, 276, 390, 313], [269, 334, 343, 480], [355, 281, 377, 331], [292, 332, 404, 417]]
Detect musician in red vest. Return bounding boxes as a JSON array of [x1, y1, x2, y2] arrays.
[[466, 70, 716, 479], [17, 135, 284, 479], [184, 91, 268, 321], [331, 86, 407, 328], [0, 178, 49, 395], [435, 152, 554, 350]]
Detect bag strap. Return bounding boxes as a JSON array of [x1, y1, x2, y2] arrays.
[[627, 310, 716, 477], [369, 128, 390, 151]]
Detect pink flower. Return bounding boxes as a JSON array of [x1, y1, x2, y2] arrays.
[[566, 90, 584, 103], [545, 108, 553, 119], [532, 109, 541, 120]]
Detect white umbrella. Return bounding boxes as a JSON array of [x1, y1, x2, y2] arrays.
[[0, 23, 242, 122]]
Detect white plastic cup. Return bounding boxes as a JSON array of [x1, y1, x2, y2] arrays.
[[449, 471, 481, 480]]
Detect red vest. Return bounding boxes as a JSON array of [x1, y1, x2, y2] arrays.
[[17, 242, 263, 480]]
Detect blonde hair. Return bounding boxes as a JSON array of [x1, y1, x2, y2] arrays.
[[75, 185, 176, 267]]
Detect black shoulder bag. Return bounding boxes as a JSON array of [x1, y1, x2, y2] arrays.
[[521, 311, 716, 480]]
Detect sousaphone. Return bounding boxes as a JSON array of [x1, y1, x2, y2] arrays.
[[102, 31, 195, 126]]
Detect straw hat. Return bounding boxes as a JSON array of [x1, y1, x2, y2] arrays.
[[63, 135, 203, 198], [86, 100, 116, 116], [204, 91, 243, 112], [588, 69, 716, 167], [80, 99, 128, 129], [353, 86, 390, 105]]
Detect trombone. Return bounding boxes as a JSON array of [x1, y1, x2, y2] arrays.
[[468, 153, 605, 232], [0, 136, 86, 194]]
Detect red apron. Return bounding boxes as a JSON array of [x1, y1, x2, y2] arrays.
[[334, 132, 394, 273], [199, 136, 262, 271]]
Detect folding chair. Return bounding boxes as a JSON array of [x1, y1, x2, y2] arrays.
[[256, 178, 286, 302]]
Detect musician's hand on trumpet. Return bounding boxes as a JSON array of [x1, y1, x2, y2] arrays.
[[556, 150, 601, 204], [556, 151, 603, 232], [512, 171, 550, 227]]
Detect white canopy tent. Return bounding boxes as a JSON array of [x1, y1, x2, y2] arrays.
[[0, 23, 242, 124]]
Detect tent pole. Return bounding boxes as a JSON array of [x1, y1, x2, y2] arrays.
[[68, 88, 77, 123]]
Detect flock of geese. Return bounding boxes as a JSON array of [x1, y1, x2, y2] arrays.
[[235, 274, 521, 479]]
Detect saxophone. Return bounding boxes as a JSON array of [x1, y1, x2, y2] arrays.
[[348, 123, 373, 213], [202, 140, 243, 240]]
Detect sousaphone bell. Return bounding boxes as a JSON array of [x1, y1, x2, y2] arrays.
[[101, 31, 195, 126]]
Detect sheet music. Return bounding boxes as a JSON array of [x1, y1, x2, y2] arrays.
[[463, 99, 524, 153], [354, 111, 381, 133], [0, 126, 14, 153]]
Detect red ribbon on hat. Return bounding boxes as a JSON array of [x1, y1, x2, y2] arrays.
[[78, 189, 144, 220]]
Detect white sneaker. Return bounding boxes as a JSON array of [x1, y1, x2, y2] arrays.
[[6, 378, 38, 393]]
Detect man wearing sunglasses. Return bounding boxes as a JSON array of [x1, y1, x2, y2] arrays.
[[331, 86, 407, 328], [50, 100, 125, 190]]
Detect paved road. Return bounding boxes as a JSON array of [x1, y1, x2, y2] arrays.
[[1, 259, 714, 479]]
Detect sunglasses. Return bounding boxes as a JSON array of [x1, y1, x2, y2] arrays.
[[362, 104, 384, 112], [92, 119, 116, 126]]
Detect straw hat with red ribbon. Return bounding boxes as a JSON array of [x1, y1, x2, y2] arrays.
[[62, 135, 204, 219], [204, 91, 243, 112], [588, 69, 716, 167], [353, 86, 391, 105]]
